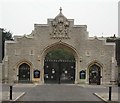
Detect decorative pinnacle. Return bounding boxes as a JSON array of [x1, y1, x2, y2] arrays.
[[59, 7, 62, 13]]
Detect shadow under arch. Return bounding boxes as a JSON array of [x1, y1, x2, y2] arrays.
[[41, 41, 79, 84], [87, 60, 103, 85], [41, 41, 79, 60]]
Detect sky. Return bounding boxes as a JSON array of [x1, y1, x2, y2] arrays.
[[118, 1, 120, 37], [0, 0, 119, 37]]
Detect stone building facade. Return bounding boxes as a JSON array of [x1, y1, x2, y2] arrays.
[[116, 38, 120, 86], [3, 9, 117, 85], [0, 28, 3, 63], [0, 28, 3, 82]]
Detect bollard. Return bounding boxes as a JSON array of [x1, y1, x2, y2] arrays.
[[109, 86, 112, 101], [10, 86, 12, 100]]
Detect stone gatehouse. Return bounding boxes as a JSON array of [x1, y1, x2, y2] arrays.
[[2, 8, 117, 85]]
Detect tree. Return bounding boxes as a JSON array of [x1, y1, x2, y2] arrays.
[[2, 29, 13, 40], [2, 29, 13, 60], [45, 48, 75, 60]]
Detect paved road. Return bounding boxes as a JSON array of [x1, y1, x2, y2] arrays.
[[2, 83, 35, 92], [18, 84, 105, 102], [2, 83, 35, 101], [2, 83, 119, 102]]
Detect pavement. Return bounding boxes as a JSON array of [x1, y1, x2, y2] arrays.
[[94, 93, 118, 103], [79, 84, 119, 103], [1, 83, 120, 102], [1, 91, 25, 101], [1, 83, 35, 102]]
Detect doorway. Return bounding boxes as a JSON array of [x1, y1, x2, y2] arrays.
[[89, 64, 101, 85], [18, 63, 30, 83]]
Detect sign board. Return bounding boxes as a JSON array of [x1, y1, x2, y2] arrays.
[[34, 70, 40, 78], [79, 70, 86, 79]]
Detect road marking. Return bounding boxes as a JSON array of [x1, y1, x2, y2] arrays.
[[14, 92, 25, 101]]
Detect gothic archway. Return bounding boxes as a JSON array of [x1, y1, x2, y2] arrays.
[[44, 48, 75, 84], [42, 42, 78, 84], [89, 63, 102, 85], [18, 63, 30, 83]]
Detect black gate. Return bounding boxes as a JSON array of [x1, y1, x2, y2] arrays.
[[44, 60, 75, 84], [18, 63, 30, 83], [89, 64, 101, 85]]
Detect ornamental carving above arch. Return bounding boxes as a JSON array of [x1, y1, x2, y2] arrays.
[[49, 8, 70, 39], [50, 18, 70, 39]]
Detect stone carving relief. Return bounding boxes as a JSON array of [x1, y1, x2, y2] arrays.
[[50, 9, 70, 39]]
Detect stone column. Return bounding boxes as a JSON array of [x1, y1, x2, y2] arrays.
[[4, 56, 9, 83], [75, 60, 78, 84], [0, 63, 2, 82], [110, 57, 117, 85]]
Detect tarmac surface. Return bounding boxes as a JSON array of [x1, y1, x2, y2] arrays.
[[1, 83, 119, 102]]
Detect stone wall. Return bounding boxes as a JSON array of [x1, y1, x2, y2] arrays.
[[0, 29, 3, 63], [0, 63, 2, 82]]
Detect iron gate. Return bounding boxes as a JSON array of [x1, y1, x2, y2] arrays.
[[18, 63, 30, 83], [44, 60, 75, 84], [89, 64, 101, 85]]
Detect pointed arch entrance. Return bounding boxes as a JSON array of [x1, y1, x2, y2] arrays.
[[89, 63, 102, 85], [18, 63, 30, 82], [43, 42, 78, 84]]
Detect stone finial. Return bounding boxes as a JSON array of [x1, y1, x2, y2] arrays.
[[59, 7, 62, 13]]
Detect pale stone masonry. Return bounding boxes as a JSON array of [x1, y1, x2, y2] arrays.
[[0, 63, 2, 82], [0, 28, 3, 63], [3, 8, 117, 84], [0, 28, 3, 82]]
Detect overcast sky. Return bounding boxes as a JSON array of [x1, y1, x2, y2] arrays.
[[0, 0, 119, 37]]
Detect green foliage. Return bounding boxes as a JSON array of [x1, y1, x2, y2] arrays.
[[2, 29, 13, 60], [45, 48, 75, 60], [2, 29, 13, 40]]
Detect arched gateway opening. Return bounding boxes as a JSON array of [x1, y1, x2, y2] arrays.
[[44, 44, 77, 84]]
